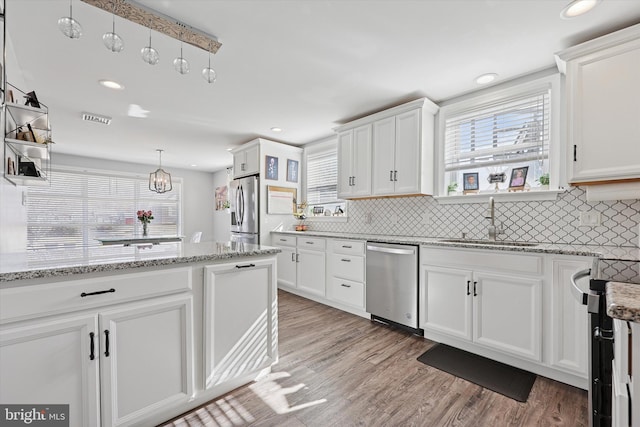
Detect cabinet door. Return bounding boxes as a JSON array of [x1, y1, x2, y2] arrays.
[[550, 258, 590, 376], [567, 39, 640, 183], [244, 144, 260, 176], [473, 272, 542, 361], [276, 246, 297, 288], [351, 124, 372, 197], [204, 259, 277, 388], [297, 248, 326, 297], [394, 108, 421, 194], [99, 295, 194, 427], [0, 314, 100, 427], [372, 116, 396, 196], [337, 130, 353, 198], [420, 265, 472, 341]]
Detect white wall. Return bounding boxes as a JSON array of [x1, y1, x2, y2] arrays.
[[212, 168, 231, 242]]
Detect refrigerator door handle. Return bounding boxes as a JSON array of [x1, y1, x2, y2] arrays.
[[238, 185, 244, 226]]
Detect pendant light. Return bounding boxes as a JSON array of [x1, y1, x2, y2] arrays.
[[58, 0, 83, 39], [149, 149, 173, 193], [173, 33, 190, 75], [103, 2, 124, 53], [202, 42, 217, 83], [141, 22, 160, 65]]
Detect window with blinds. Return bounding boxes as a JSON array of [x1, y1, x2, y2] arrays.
[[25, 168, 181, 262], [442, 84, 552, 193], [305, 149, 338, 205]]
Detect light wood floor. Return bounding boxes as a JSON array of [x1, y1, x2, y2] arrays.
[[162, 290, 588, 427]]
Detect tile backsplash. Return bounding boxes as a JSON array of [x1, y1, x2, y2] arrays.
[[309, 187, 640, 247]]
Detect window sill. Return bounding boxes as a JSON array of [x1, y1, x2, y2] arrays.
[[303, 216, 349, 223], [434, 188, 566, 204]]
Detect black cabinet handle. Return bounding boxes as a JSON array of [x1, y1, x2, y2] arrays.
[[394, 170, 398, 181], [466, 281, 471, 296], [306, 241, 314, 244], [341, 258, 351, 262], [389, 170, 393, 181], [291, 253, 295, 262], [341, 283, 351, 288], [342, 245, 352, 249], [235, 263, 256, 269], [279, 238, 286, 241], [81, 288, 115, 298], [104, 330, 110, 357], [89, 332, 95, 360], [473, 281, 478, 297]]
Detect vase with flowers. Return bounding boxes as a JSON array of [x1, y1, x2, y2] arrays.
[[137, 210, 154, 237]]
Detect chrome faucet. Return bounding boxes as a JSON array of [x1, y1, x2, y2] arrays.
[[485, 197, 504, 241]]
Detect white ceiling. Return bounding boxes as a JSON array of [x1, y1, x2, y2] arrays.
[[6, 0, 640, 172]]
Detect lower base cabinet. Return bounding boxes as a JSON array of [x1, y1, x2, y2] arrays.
[[204, 258, 277, 389]]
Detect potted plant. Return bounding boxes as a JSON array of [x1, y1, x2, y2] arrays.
[[447, 182, 458, 195], [536, 173, 549, 190]]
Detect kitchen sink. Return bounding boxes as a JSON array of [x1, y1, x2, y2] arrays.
[[438, 239, 538, 247]]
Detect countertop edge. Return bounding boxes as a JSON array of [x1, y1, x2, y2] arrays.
[[607, 282, 640, 323]]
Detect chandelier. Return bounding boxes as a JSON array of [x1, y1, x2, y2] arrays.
[[149, 149, 172, 193]]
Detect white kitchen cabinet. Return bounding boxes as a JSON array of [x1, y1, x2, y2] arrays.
[[0, 314, 100, 427], [420, 263, 541, 361], [297, 238, 327, 297], [99, 294, 194, 427], [273, 234, 297, 289], [549, 258, 590, 377], [232, 143, 260, 178], [556, 24, 640, 184], [337, 124, 372, 199], [327, 239, 366, 310], [204, 258, 277, 388]]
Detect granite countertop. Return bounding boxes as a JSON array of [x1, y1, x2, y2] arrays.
[[0, 241, 281, 283], [271, 230, 640, 262], [607, 282, 640, 322]]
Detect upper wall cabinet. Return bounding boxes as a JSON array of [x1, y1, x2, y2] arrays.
[[337, 124, 372, 199], [231, 141, 260, 178], [556, 24, 640, 185], [335, 98, 438, 199]]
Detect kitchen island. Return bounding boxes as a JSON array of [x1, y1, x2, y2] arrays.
[[0, 242, 280, 427]]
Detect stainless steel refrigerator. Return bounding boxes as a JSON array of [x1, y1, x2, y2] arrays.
[[229, 175, 259, 245]]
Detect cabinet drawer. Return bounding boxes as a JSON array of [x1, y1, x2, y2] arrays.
[[272, 234, 296, 247], [0, 267, 192, 324], [331, 254, 364, 282], [330, 277, 364, 309], [297, 237, 326, 251], [331, 240, 365, 256]]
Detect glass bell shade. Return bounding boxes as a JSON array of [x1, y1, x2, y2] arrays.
[[202, 67, 216, 83], [141, 46, 160, 65], [58, 16, 82, 39], [103, 32, 124, 52], [173, 57, 190, 75]]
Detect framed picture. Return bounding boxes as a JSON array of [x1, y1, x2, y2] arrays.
[[462, 172, 479, 194], [265, 155, 278, 180], [287, 159, 299, 183], [267, 185, 297, 214], [214, 185, 228, 210], [508, 166, 529, 191]]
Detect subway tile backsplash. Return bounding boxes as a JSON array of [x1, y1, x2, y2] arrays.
[[309, 187, 640, 247]]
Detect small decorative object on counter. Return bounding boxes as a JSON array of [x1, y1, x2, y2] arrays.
[[536, 173, 549, 190], [137, 210, 154, 237], [447, 182, 458, 195]]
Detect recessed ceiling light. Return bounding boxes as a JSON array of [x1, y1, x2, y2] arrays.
[[475, 73, 498, 85], [560, 0, 601, 19], [226, 148, 233, 151], [190, 164, 197, 167], [270, 127, 282, 132], [98, 79, 124, 90]]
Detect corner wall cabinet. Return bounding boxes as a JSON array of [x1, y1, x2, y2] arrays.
[[231, 141, 260, 179], [3, 84, 52, 185], [335, 97, 438, 199], [556, 23, 640, 184]]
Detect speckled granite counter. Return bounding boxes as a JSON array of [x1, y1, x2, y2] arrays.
[[271, 230, 640, 262], [0, 242, 280, 283], [607, 282, 640, 323]]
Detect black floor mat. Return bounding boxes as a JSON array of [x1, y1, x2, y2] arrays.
[[417, 344, 536, 402]]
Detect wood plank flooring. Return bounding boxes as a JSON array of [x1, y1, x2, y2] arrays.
[[162, 290, 588, 427]]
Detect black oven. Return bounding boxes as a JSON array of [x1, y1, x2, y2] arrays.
[[572, 268, 614, 427]]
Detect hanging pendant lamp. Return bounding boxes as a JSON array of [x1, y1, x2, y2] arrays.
[[202, 42, 217, 83], [173, 33, 190, 75], [58, 0, 83, 39], [141, 22, 160, 65], [149, 149, 173, 193], [103, 3, 124, 53]]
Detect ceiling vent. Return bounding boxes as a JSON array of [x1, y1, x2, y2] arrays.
[[82, 112, 112, 125]]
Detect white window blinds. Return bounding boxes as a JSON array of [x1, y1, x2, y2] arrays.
[[26, 168, 181, 262], [444, 88, 550, 172], [306, 149, 338, 205]]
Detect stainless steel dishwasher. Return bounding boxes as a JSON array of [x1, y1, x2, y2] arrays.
[[366, 242, 421, 335]]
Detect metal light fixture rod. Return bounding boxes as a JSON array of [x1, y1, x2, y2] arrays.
[[81, 0, 221, 54]]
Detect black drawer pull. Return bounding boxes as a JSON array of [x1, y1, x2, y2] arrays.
[[342, 245, 352, 249], [306, 241, 314, 244], [235, 263, 256, 269], [341, 258, 351, 262], [104, 330, 110, 357], [81, 288, 115, 297], [279, 238, 287, 241], [340, 284, 351, 288], [89, 332, 95, 360]]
